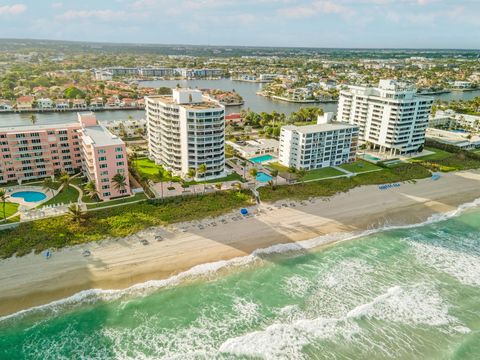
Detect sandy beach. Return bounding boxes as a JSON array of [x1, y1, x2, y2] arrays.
[[1, 170, 480, 317]]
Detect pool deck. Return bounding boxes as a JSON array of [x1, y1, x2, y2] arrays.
[[6, 186, 54, 209]]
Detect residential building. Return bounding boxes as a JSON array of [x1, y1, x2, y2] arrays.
[[226, 138, 279, 158], [145, 88, 226, 180], [104, 118, 147, 138], [37, 98, 54, 110], [279, 113, 358, 170], [0, 100, 12, 111], [0, 122, 83, 184], [338, 79, 433, 155], [429, 110, 480, 131], [15, 96, 34, 110], [78, 113, 131, 201], [55, 99, 69, 110], [426, 128, 480, 150], [0, 112, 131, 201]]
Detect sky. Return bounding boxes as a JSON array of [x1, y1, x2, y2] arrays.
[[0, 0, 479, 49]]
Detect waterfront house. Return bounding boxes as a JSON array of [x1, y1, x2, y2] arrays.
[[15, 96, 34, 111], [55, 99, 70, 110], [71, 99, 87, 109], [37, 98, 54, 110], [0, 99, 12, 111]]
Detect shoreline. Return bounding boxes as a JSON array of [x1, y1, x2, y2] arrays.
[[1, 170, 480, 317]]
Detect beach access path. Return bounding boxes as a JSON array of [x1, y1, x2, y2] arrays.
[[1, 170, 480, 317]]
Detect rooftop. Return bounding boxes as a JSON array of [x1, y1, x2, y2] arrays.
[[283, 122, 357, 134], [146, 94, 224, 110], [82, 125, 124, 146], [0, 122, 79, 132]]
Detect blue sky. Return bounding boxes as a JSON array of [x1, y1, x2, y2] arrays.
[[0, 0, 479, 48]]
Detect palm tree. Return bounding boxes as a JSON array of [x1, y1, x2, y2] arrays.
[[215, 182, 222, 193], [187, 168, 196, 180], [30, 114, 37, 125], [270, 169, 279, 187], [59, 172, 71, 189], [112, 173, 127, 192], [187, 168, 196, 194], [68, 204, 86, 224], [0, 188, 8, 220], [157, 170, 166, 199], [297, 169, 307, 184], [42, 178, 56, 195], [198, 164, 207, 193], [249, 167, 258, 187], [233, 182, 242, 194], [84, 180, 98, 201]]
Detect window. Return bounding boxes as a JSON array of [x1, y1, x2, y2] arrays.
[[115, 147, 123, 152], [116, 161, 124, 166], [98, 149, 106, 154], [99, 156, 107, 161], [100, 164, 107, 168]]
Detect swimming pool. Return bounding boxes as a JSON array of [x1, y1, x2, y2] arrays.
[[11, 191, 47, 203], [249, 154, 274, 164], [256, 172, 273, 183], [361, 154, 381, 161]]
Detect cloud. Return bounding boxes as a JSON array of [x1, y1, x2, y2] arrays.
[[277, 0, 353, 18], [0, 4, 26, 16], [51, 2, 63, 9], [57, 9, 128, 21]]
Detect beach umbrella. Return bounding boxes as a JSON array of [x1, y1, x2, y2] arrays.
[[240, 208, 248, 215]]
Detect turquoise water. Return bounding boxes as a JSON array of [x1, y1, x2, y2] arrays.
[[250, 155, 275, 164], [10, 191, 47, 202], [256, 172, 273, 183], [1, 206, 480, 359], [361, 154, 381, 161]]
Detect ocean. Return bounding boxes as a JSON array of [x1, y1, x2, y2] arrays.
[[1, 204, 480, 359]]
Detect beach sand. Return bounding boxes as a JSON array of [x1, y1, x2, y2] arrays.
[[1, 170, 480, 317]]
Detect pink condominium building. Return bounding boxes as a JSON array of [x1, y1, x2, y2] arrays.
[[78, 113, 130, 200], [0, 112, 130, 201]]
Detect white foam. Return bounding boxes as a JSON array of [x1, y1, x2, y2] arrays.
[[219, 283, 467, 359], [2, 196, 480, 323], [412, 242, 480, 286], [282, 275, 313, 298]]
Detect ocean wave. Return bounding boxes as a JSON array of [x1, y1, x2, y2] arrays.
[[2, 196, 480, 323], [219, 283, 468, 360]]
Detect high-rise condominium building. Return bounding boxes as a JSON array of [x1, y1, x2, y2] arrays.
[[145, 89, 226, 180], [337, 79, 433, 155], [279, 113, 358, 170]]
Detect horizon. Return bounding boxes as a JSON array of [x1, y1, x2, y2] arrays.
[[0, 1, 479, 49], [1, 37, 480, 52]]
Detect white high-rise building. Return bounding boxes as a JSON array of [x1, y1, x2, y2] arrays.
[[338, 79, 433, 155], [145, 89, 226, 180], [279, 113, 358, 170]]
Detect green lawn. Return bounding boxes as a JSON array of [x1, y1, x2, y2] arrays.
[[86, 193, 148, 209], [0, 202, 19, 221], [410, 147, 480, 172], [42, 185, 80, 206], [133, 158, 180, 182], [0, 190, 253, 258], [303, 167, 344, 181], [339, 160, 382, 173], [259, 163, 431, 202], [412, 147, 452, 161]]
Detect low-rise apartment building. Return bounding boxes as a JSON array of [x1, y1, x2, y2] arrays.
[[0, 112, 130, 201], [279, 114, 358, 170], [146, 89, 226, 180]]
